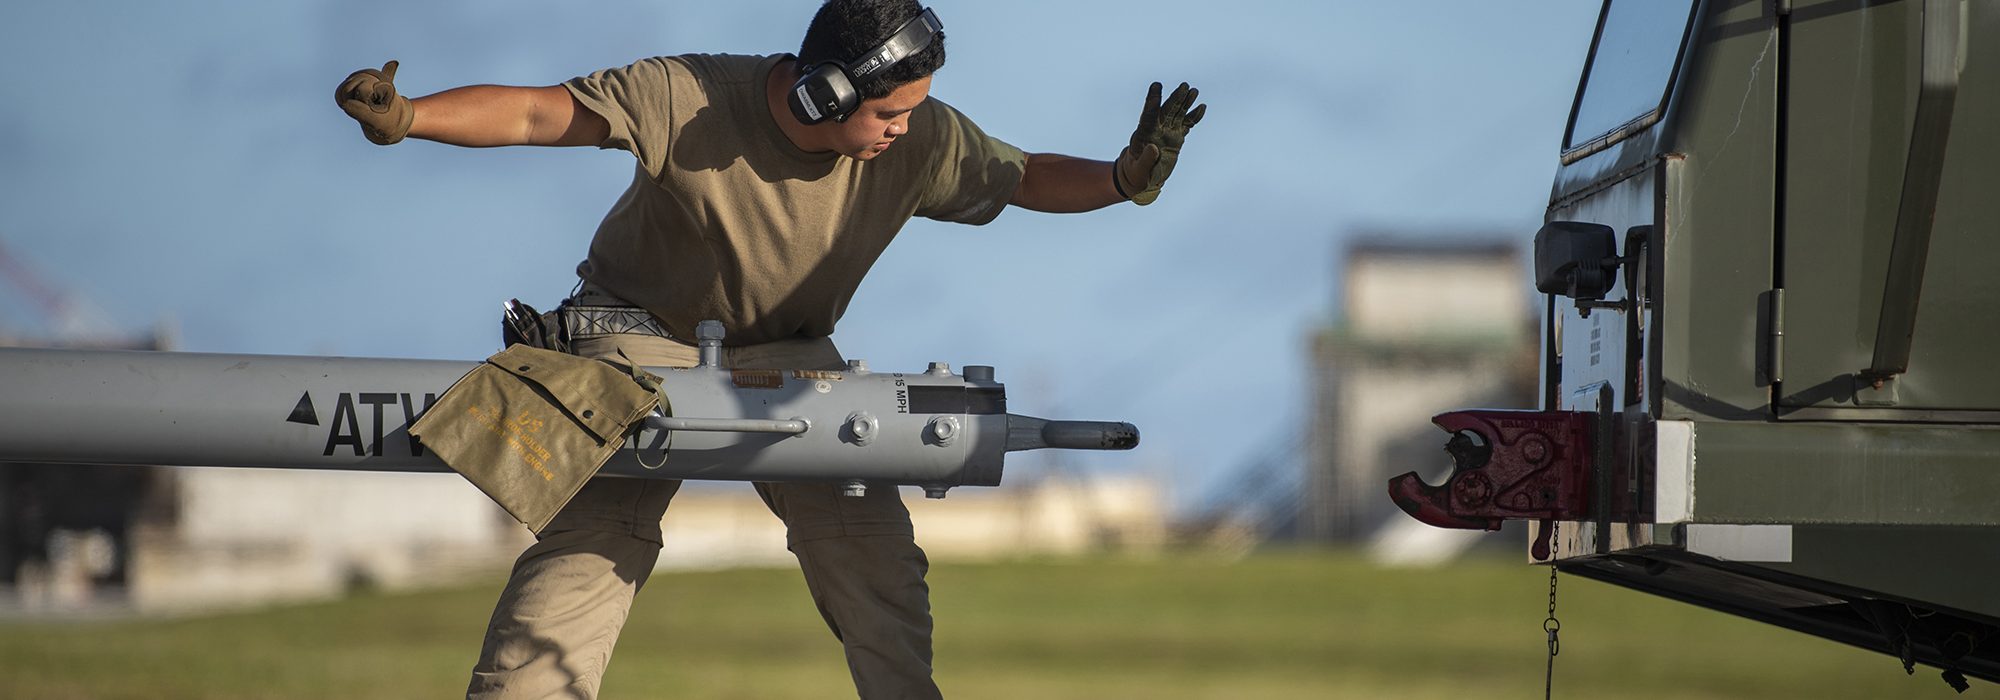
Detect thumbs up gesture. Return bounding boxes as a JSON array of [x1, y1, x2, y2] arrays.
[[336, 60, 414, 145]]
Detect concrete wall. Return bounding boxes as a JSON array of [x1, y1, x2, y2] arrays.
[[5, 469, 1164, 616], [656, 477, 1168, 569]]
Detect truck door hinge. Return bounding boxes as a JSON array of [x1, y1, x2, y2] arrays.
[[1766, 288, 1785, 386]]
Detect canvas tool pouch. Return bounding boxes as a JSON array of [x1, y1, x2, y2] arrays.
[[410, 344, 662, 533]]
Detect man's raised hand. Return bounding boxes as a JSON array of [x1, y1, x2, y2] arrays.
[[336, 60, 414, 146], [1114, 81, 1206, 206]]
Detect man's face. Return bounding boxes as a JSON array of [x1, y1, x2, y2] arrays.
[[828, 75, 932, 160]]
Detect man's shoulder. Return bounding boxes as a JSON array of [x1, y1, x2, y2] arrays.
[[908, 96, 988, 148], [928, 92, 1000, 123], [665, 53, 786, 86], [912, 96, 967, 131]]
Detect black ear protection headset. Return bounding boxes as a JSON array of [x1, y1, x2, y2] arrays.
[[788, 7, 942, 125]]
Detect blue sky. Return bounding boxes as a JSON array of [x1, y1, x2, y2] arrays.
[[0, 1, 1599, 510]]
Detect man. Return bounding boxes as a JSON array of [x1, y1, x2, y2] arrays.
[[335, 2, 1202, 698]]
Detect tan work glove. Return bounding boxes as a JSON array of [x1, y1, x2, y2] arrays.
[[335, 60, 415, 145], [1114, 81, 1206, 205]]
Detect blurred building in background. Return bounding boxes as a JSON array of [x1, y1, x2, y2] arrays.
[[1166, 235, 1538, 558], [1301, 237, 1537, 562], [0, 238, 529, 614]]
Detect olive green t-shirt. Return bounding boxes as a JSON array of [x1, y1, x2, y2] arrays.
[[563, 53, 1027, 346]]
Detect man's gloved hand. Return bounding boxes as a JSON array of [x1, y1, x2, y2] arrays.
[[336, 60, 414, 146], [1114, 81, 1206, 206]]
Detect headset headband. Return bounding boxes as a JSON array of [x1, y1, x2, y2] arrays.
[[789, 7, 942, 125], [848, 8, 941, 80]]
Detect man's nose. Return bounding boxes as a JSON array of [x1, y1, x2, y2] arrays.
[[887, 119, 908, 137]]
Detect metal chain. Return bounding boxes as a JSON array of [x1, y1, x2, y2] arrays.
[[1544, 521, 1562, 700]]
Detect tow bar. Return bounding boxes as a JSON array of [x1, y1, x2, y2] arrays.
[[1387, 410, 1595, 559]]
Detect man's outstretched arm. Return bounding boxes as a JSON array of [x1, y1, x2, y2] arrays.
[[335, 61, 607, 148], [1009, 81, 1207, 213], [408, 84, 607, 147], [1010, 154, 1122, 213]]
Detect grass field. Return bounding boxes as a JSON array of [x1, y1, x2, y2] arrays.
[[0, 549, 1987, 699]]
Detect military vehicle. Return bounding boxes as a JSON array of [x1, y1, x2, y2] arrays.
[[1389, 0, 2000, 689]]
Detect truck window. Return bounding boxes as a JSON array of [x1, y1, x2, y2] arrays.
[[1565, 0, 1700, 152]]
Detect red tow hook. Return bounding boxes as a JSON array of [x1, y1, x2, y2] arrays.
[[1387, 410, 1595, 557]]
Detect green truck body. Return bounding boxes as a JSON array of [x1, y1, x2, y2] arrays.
[[1526, 0, 2000, 685]]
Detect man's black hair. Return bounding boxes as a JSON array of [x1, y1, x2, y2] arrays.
[[797, 0, 945, 101]]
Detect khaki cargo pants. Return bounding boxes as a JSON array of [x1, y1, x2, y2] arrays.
[[465, 317, 940, 699]]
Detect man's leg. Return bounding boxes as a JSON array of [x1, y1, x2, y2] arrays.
[[465, 482, 675, 700], [466, 332, 699, 700], [758, 482, 941, 700], [731, 337, 944, 700]]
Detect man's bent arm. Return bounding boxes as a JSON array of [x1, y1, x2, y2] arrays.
[[1009, 153, 1125, 213], [409, 85, 608, 148]]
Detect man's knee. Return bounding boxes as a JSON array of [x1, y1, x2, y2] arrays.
[[541, 478, 680, 544], [758, 481, 914, 545], [470, 528, 663, 700]]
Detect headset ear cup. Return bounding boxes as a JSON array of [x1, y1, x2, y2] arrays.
[[823, 68, 858, 122], [789, 63, 860, 125], [787, 67, 823, 125]]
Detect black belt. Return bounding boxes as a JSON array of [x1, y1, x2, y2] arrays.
[[560, 304, 678, 342]]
